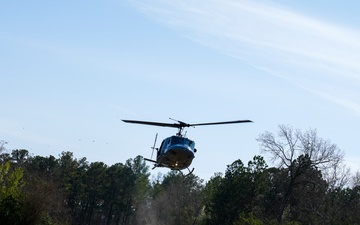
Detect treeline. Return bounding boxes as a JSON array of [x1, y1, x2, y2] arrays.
[[1, 125, 360, 224]]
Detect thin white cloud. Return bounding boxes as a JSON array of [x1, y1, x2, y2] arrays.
[[130, 0, 360, 114]]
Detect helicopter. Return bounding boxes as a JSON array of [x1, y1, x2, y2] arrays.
[[122, 118, 252, 174]]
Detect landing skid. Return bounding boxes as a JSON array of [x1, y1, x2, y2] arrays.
[[144, 158, 158, 170], [144, 157, 194, 175], [144, 157, 157, 164], [185, 167, 195, 176], [178, 167, 194, 176]]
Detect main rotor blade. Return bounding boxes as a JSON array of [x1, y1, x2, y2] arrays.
[[122, 120, 182, 128], [189, 120, 253, 127]]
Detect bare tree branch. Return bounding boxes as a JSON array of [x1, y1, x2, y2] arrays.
[[257, 125, 346, 223]]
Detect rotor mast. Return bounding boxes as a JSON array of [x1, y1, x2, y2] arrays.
[[168, 118, 190, 137]]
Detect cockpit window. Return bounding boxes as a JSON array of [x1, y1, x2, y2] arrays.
[[170, 137, 183, 144], [168, 137, 194, 148], [189, 140, 194, 146]]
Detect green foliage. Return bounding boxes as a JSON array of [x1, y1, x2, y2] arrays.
[[0, 161, 25, 224], [0, 133, 359, 225], [234, 212, 263, 225], [135, 171, 203, 225], [11, 149, 30, 165], [204, 156, 271, 225], [0, 161, 24, 198], [0, 195, 23, 224]]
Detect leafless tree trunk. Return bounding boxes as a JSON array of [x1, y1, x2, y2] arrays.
[[0, 140, 7, 153], [257, 125, 345, 223], [352, 171, 360, 187]]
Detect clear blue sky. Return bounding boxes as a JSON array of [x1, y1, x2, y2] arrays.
[[1, 0, 360, 181]]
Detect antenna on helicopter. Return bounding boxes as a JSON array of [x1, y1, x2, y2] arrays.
[[151, 133, 158, 159]]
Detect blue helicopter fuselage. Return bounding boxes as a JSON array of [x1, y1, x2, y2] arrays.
[[157, 135, 196, 170]]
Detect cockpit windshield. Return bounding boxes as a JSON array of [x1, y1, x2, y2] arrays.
[[170, 136, 183, 144], [169, 136, 195, 149]]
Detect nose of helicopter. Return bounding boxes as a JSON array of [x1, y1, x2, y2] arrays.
[[165, 146, 195, 170]]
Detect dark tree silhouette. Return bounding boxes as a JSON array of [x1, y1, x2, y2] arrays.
[[257, 125, 345, 223]]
